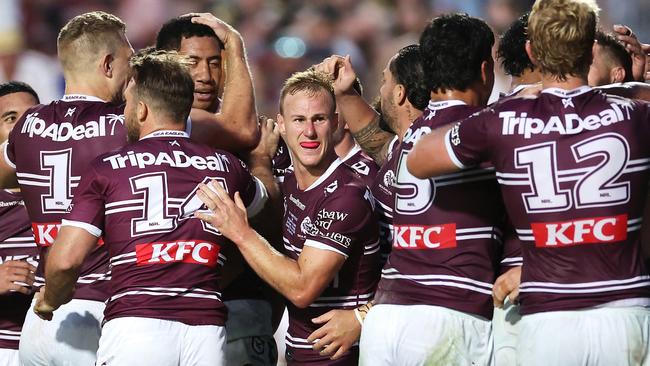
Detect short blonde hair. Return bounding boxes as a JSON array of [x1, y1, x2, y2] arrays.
[[528, 0, 599, 80], [279, 70, 335, 115], [57, 11, 126, 73]]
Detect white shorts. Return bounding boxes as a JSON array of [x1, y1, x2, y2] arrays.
[[0, 348, 20, 366], [96, 317, 226, 366], [19, 298, 104, 366], [518, 306, 650, 366], [359, 304, 493, 366], [492, 299, 521, 366]]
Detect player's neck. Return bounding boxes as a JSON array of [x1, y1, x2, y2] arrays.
[[541, 73, 588, 91], [334, 133, 355, 160], [293, 151, 338, 191], [396, 104, 420, 142], [64, 82, 111, 102], [429, 87, 486, 108], [511, 70, 541, 89]]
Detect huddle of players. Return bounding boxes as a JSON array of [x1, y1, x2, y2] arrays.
[[1, 0, 650, 365]]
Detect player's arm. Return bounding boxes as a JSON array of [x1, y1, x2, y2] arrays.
[[34, 226, 98, 320], [188, 14, 260, 151], [314, 55, 394, 164], [407, 123, 463, 178], [0, 142, 18, 189], [195, 182, 345, 308]]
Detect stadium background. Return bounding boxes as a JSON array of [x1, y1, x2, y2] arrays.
[[1, 0, 648, 114]]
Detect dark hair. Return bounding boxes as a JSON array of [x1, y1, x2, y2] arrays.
[[0, 81, 40, 103], [498, 13, 535, 77], [389, 44, 429, 110], [156, 15, 223, 51], [129, 48, 194, 123], [595, 30, 633, 82], [419, 13, 494, 93]]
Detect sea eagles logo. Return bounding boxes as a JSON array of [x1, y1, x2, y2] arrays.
[[383, 170, 395, 187], [325, 180, 338, 194], [450, 122, 461, 146], [300, 216, 320, 236]]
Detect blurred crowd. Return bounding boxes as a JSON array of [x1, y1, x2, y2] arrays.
[[1, 0, 649, 113]]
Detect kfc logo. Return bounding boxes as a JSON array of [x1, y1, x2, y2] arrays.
[[393, 224, 456, 249], [136, 240, 220, 267], [32, 222, 61, 247], [531, 214, 627, 247]]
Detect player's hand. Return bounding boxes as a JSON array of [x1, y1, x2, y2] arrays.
[[188, 13, 242, 48], [492, 266, 521, 308], [0, 260, 36, 295], [195, 181, 251, 244], [307, 309, 360, 360], [313, 55, 358, 96], [250, 116, 280, 161], [33, 287, 57, 321], [613, 25, 646, 82]]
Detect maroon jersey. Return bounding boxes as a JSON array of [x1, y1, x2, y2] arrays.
[[371, 136, 400, 265], [0, 190, 38, 350], [272, 137, 293, 182], [446, 86, 650, 314], [3, 94, 127, 301], [281, 159, 379, 364], [63, 130, 266, 326], [340, 144, 380, 188], [375, 100, 508, 320]]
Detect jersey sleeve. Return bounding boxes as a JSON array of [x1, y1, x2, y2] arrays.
[[444, 108, 496, 169], [303, 186, 375, 258], [230, 155, 267, 218], [61, 162, 108, 237]]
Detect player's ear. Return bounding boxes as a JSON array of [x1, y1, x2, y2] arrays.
[[525, 40, 537, 66], [276, 113, 286, 136], [394, 84, 407, 106], [102, 53, 114, 78], [137, 100, 147, 123], [610, 66, 625, 83]]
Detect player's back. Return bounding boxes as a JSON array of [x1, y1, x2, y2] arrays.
[[4, 94, 126, 301], [341, 145, 380, 188], [452, 86, 650, 314], [377, 100, 507, 320], [67, 130, 264, 326], [0, 189, 38, 351]]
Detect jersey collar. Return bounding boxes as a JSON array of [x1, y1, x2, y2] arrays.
[[140, 130, 190, 140], [62, 94, 106, 103], [541, 85, 592, 98], [427, 100, 467, 111], [304, 158, 344, 192]]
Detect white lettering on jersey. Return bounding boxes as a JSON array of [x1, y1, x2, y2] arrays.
[[136, 240, 220, 267], [530, 214, 627, 247], [103, 150, 232, 172], [500, 102, 631, 138], [20, 113, 124, 141]]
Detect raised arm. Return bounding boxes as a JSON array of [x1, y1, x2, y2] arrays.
[[407, 124, 462, 178], [195, 182, 344, 308], [314, 55, 394, 164], [612, 25, 647, 82], [189, 14, 260, 151]]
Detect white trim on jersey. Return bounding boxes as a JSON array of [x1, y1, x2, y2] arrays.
[[500, 256, 523, 266], [140, 130, 190, 140], [0, 236, 37, 249], [283, 237, 302, 254], [0, 329, 21, 341], [246, 176, 268, 218], [444, 128, 467, 169], [285, 334, 315, 349], [309, 292, 374, 308], [433, 167, 495, 187], [340, 144, 362, 164], [77, 272, 111, 284], [61, 219, 102, 237], [541, 86, 592, 98], [428, 100, 467, 110], [381, 267, 493, 295], [303, 239, 348, 258], [62, 94, 105, 102], [108, 286, 222, 303], [364, 240, 380, 255], [2, 142, 16, 169], [304, 158, 345, 192], [185, 116, 192, 137], [520, 275, 650, 294], [110, 252, 137, 267]]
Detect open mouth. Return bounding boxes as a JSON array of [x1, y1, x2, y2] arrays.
[[300, 141, 320, 149], [194, 90, 215, 101]]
